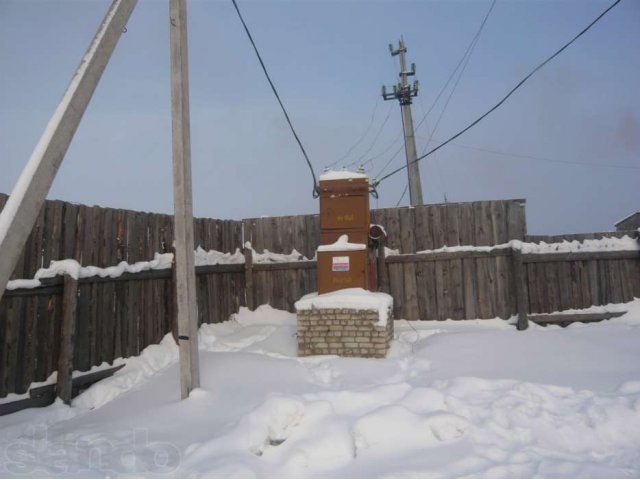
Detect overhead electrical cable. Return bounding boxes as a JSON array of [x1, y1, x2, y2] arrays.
[[393, 0, 496, 204], [441, 140, 640, 170], [396, 183, 409, 207], [373, 0, 622, 188], [330, 97, 381, 169], [367, 132, 404, 164], [367, 133, 404, 167], [422, 0, 496, 155], [340, 45, 403, 171], [373, 142, 404, 179], [399, 0, 496, 204], [423, 0, 496, 202], [362, 49, 415, 175], [415, 0, 497, 140], [230, 0, 319, 196], [347, 103, 395, 168]]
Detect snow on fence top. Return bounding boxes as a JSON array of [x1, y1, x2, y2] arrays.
[[294, 288, 393, 326], [6, 234, 637, 291], [515, 235, 640, 254], [319, 169, 368, 181], [413, 235, 639, 256], [5, 245, 307, 290]]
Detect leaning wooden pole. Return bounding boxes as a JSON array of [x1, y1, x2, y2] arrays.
[[0, 0, 138, 300], [170, 0, 200, 399]]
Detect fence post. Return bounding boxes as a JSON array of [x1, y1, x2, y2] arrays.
[[244, 245, 255, 310], [377, 236, 389, 293], [511, 247, 529, 330], [170, 248, 179, 343], [57, 274, 78, 404]]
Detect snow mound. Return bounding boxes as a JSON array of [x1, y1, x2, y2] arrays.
[[353, 406, 468, 456], [1, 299, 639, 477]]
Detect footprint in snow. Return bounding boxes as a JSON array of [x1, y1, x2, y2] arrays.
[[244, 396, 305, 457], [303, 361, 341, 387]]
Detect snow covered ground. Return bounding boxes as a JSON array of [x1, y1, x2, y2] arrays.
[[1, 301, 640, 478]]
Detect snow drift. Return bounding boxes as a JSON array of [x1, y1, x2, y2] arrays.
[[0, 301, 639, 477]]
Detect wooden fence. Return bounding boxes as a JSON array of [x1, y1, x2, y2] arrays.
[[1, 194, 525, 278], [525, 231, 636, 243], [3, 236, 638, 398], [2, 193, 639, 399], [0, 193, 242, 281], [381, 241, 640, 322], [0, 250, 317, 398], [243, 199, 527, 259]]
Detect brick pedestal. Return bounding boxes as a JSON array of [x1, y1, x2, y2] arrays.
[[296, 308, 393, 358]]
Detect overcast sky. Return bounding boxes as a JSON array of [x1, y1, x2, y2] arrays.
[[0, 0, 638, 235]]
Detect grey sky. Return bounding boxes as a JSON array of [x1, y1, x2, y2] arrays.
[[0, 0, 638, 235]]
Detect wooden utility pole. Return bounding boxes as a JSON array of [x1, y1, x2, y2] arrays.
[[382, 37, 424, 206], [0, 0, 137, 300], [170, 0, 200, 399]]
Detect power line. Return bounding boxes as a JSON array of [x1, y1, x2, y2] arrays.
[[441, 140, 640, 170], [368, 133, 403, 165], [352, 56, 407, 174], [230, 0, 319, 196], [361, 52, 410, 173], [423, 0, 496, 202], [382, 37, 424, 205], [373, 141, 404, 179], [373, 0, 622, 188], [396, 183, 409, 207], [398, 0, 496, 204], [414, 0, 496, 140], [347, 103, 395, 168], [330, 97, 381, 169], [364, 133, 403, 175], [421, 0, 496, 155]]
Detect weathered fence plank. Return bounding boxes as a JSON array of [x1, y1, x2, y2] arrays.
[[0, 193, 243, 281], [1, 240, 638, 398], [511, 249, 529, 330], [57, 275, 78, 404], [243, 199, 527, 258], [243, 247, 254, 310], [525, 231, 637, 243], [2, 191, 639, 398], [529, 311, 625, 325]]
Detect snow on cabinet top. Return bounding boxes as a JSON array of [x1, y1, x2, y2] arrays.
[[319, 169, 369, 181], [294, 288, 393, 326], [317, 234, 367, 252]]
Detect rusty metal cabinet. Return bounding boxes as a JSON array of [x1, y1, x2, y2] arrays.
[[317, 175, 371, 294], [317, 248, 368, 294]]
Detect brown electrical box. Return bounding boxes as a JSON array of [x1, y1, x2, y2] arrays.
[[317, 249, 369, 294], [317, 174, 372, 294], [319, 177, 370, 232]]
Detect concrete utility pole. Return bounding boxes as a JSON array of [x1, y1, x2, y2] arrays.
[[382, 37, 424, 206], [0, 0, 137, 299], [170, 0, 200, 399]]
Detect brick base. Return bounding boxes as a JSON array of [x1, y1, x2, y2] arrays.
[[296, 308, 393, 358]]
